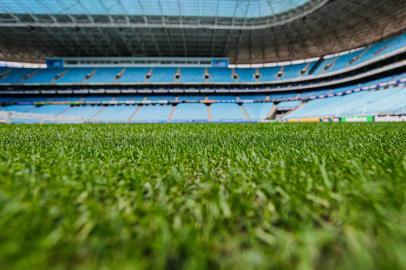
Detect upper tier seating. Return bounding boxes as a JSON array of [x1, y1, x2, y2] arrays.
[[314, 32, 406, 75], [56, 68, 94, 84], [118, 68, 150, 83], [1, 32, 404, 86], [148, 68, 177, 83], [207, 68, 234, 83], [85, 68, 122, 83], [22, 68, 63, 84], [283, 63, 314, 79], [179, 68, 205, 83], [258, 67, 280, 82], [0, 68, 36, 84], [315, 51, 362, 75], [358, 32, 406, 63], [236, 69, 257, 83]]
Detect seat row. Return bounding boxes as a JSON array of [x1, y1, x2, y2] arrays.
[[1, 32, 404, 85]]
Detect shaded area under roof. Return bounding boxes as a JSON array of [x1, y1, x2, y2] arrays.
[[0, 0, 310, 19], [0, 0, 405, 64]]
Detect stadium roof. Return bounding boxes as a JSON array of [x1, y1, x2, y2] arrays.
[[0, 0, 405, 64], [0, 0, 312, 19]]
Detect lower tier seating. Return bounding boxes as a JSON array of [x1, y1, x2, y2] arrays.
[[0, 74, 405, 123]]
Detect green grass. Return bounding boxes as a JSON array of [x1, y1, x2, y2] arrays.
[[0, 123, 405, 270]]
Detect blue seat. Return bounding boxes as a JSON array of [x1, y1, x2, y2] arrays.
[[119, 68, 149, 83], [56, 68, 92, 84], [94, 106, 138, 123], [179, 68, 205, 83], [172, 104, 208, 121], [134, 105, 172, 122], [243, 103, 274, 120], [211, 104, 246, 121], [149, 68, 177, 83], [24, 68, 64, 84]]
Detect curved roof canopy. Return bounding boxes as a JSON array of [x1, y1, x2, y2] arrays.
[[0, 0, 405, 64], [0, 0, 324, 29], [0, 0, 312, 19]]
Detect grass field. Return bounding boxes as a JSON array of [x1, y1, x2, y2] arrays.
[[0, 123, 405, 270]]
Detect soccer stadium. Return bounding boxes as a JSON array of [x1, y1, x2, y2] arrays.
[[0, 0, 405, 269]]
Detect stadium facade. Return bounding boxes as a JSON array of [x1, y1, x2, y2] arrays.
[[0, 0, 405, 124]]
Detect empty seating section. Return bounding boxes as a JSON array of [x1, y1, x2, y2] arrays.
[[316, 51, 362, 75], [134, 105, 172, 122], [286, 85, 406, 119], [259, 67, 279, 81], [236, 69, 256, 82], [61, 106, 102, 118], [284, 63, 313, 79], [1, 81, 405, 123], [149, 68, 177, 83], [56, 68, 93, 84], [358, 32, 406, 63], [118, 68, 149, 83], [0, 68, 35, 83], [94, 106, 137, 123], [23, 68, 63, 84], [11, 118, 42, 124], [0, 105, 35, 112], [207, 68, 233, 83], [210, 104, 246, 121], [243, 103, 273, 120], [0, 31, 404, 86], [85, 68, 122, 83], [172, 104, 208, 121], [179, 68, 205, 83], [277, 101, 301, 108], [30, 105, 70, 115], [0, 32, 404, 86]]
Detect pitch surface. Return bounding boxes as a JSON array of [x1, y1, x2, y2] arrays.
[[0, 123, 405, 269]]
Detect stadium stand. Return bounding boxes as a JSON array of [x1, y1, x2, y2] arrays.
[[243, 103, 274, 121], [0, 22, 405, 124], [210, 104, 246, 121], [172, 104, 208, 122], [285, 84, 406, 119], [1, 3, 406, 270], [1, 71, 404, 124], [134, 105, 172, 123], [55, 68, 92, 84], [118, 68, 150, 83], [1, 31, 404, 86]]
